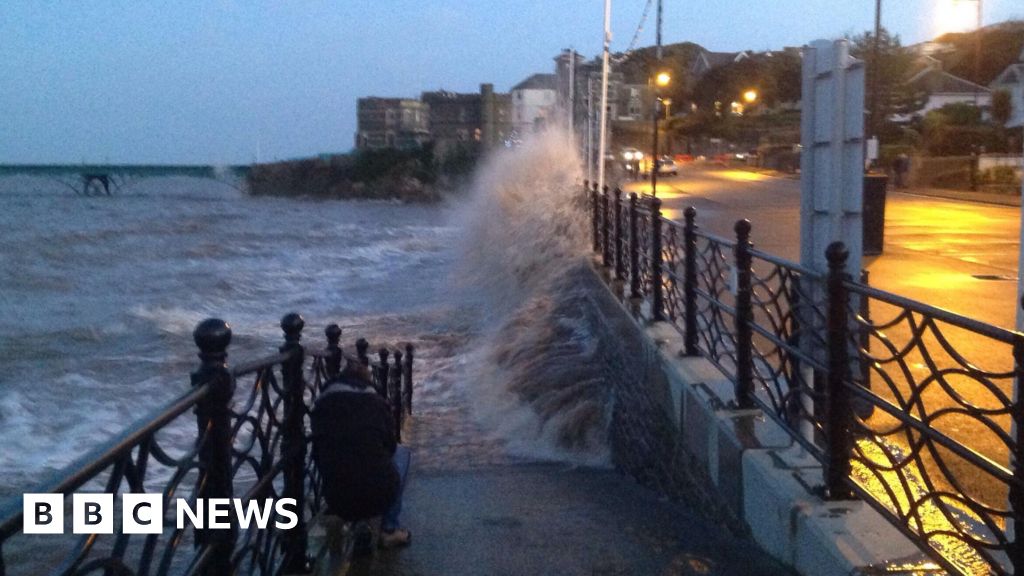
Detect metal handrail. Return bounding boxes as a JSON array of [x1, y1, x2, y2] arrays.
[[587, 182, 1024, 574], [0, 384, 209, 540], [846, 280, 1021, 344], [0, 316, 416, 576]]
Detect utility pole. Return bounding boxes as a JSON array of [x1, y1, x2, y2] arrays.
[[868, 0, 882, 167], [656, 0, 663, 60], [975, 0, 983, 106], [651, 0, 664, 197], [597, 0, 612, 192], [587, 77, 594, 184], [568, 49, 576, 134]]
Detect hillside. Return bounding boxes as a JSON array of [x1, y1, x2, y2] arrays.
[[927, 20, 1024, 85]]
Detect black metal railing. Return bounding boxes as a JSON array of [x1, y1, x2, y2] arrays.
[[587, 183, 1024, 575], [0, 314, 414, 576]]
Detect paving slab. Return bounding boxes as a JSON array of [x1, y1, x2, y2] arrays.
[[349, 464, 794, 576]]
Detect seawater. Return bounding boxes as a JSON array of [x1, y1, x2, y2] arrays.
[[0, 132, 617, 507]]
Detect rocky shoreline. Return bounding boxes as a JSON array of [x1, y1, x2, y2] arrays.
[[245, 147, 476, 202]]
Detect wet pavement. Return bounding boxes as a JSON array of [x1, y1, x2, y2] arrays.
[[343, 400, 793, 576]]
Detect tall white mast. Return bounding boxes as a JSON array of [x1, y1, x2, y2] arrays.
[[597, 0, 612, 191], [568, 49, 575, 134], [586, 78, 594, 183]]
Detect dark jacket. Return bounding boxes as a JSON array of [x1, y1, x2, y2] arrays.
[[311, 380, 398, 521]]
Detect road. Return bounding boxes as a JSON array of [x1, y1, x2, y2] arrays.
[[622, 166, 1021, 543], [623, 166, 1021, 331]]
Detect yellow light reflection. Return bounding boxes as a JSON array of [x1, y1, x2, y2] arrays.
[[716, 169, 769, 183], [851, 438, 993, 575]]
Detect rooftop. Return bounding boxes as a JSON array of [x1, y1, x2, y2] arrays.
[[512, 73, 557, 92]]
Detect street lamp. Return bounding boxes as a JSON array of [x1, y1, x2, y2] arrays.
[[652, 71, 671, 197], [743, 90, 758, 104]]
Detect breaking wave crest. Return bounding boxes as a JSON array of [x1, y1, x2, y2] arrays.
[[453, 130, 623, 466]]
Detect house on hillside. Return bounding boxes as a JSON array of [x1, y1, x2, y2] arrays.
[[690, 49, 749, 79], [511, 73, 558, 135], [990, 46, 1024, 126], [903, 66, 992, 118]]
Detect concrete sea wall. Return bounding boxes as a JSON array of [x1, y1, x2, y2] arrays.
[[582, 259, 937, 576]]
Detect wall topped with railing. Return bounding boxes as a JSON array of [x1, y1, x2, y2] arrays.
[[585, 181, 1024, 575], [0, 313, 413, 576]]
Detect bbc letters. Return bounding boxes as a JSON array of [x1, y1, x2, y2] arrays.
[[24, 494, 298, 534]]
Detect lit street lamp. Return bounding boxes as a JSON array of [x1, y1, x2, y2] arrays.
[[743, 90, 758, 104], [651, 71, 671, 197]]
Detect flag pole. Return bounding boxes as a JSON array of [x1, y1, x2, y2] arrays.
[[597, 0, 612, 192]]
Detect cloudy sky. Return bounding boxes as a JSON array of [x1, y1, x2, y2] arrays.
[[1, 1, 1020, 164]]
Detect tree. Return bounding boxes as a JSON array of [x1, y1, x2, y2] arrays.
[[991, 89, 1013, 128], [850, 27, 928, 127], [690, 55, 787, 112]]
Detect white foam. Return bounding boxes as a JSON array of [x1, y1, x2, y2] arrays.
[[447, 129, 613, 467]]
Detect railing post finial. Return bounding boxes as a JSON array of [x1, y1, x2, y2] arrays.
[[683, 207, 699, 355], [279, 313, 310, 573], [377, 348, 391, 399], [733, 219, 755, 409], [281, 312, 304, 345], [824, 241, 855, 500], [194, 318, 232, 367], [191, 319, 235, 575], [356, 338, 370, 366], [324, 324, 342, 379]]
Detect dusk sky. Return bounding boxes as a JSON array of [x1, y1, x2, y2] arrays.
[[2, 1, 1021, 165]]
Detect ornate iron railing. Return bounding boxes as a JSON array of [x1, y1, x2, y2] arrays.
[[587, 183, 1024, 575], [0, 314, 414, 576]]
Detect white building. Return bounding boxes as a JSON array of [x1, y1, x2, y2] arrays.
[[990, 46, 1024, 127], [905, 67, 991, 117], [510, 73, 558, 135]]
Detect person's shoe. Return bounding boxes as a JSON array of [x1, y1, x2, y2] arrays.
[[352, 522, 374, 557], [378, 527, 411, 549]]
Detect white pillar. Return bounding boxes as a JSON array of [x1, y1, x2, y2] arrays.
[[597, 0, 612, 192]]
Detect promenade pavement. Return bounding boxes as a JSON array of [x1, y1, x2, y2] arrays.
[[340, 393, 794, 576]]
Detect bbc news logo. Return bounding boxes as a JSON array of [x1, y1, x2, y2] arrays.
[[23, 494, 298, 534]]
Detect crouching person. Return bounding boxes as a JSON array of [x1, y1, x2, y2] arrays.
[[312, 361, 411, 549]]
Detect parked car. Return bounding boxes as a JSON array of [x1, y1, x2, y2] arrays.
[[656, 158, 678, 176], [639, 157, 678, 177]]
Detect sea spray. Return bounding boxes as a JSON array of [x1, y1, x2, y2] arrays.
[[452, 130, 635, 466]]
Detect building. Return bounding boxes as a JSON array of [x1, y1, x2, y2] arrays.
[[421, 90, 482, 157], [356, 98, 430, 150], [510, 73, 558, 135], [554, 49, 587, 129], [989, 46, 1024, 127], [690, 49, 749, 80], [904, 66, 992, 118], [481, 83, 514, 149]]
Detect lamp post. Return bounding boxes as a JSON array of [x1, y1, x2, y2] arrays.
[[743, 90, 759, 161], [651, 71, 671, 198], [868, 0, 882, 170]]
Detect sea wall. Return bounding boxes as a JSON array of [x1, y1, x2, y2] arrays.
[[579, 259, 935, 576]]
